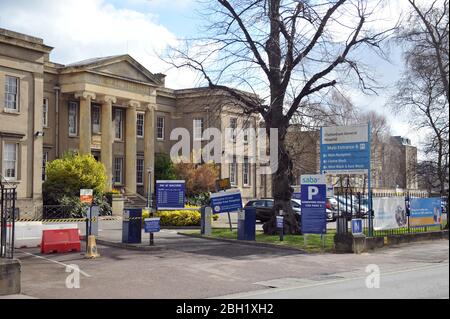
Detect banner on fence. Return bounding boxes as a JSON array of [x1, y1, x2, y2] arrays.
[[409, 198, 442, 227], [373, 197, 407, 230]]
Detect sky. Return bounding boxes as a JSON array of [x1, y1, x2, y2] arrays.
[[0, 0, 424, 151]]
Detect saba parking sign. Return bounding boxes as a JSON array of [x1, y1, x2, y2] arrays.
[[300, 174, 327, 234]]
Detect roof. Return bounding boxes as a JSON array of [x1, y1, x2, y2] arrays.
[[0, 27, 53, 53], [61, 54, 164, 86], [65, 55, 124, 68]]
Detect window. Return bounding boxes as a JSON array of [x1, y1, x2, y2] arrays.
[[5, 76, 19, 111], [230, 117, 237, 142], [136, 157, 144, 185], [115, 109, 123, 140], [243, 157, 251, 186], [114, 158, 123, 185], [68, 102, 78, 136], [137, 113, 145, 138], [156, 116, 165, 140], [3, 143, 18, 180], [229, 156, 237, 186], [92, 105, 101, 134], [243, 122, 251, 144], [42, 151, 49, 181], [193, 118, 204, 141], [43, 98, 49, 127]]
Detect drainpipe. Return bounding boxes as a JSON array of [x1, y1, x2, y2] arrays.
[[54, 86, 60, 157]]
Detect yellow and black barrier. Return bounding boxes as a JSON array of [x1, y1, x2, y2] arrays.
[[8, 216, 132, 223]]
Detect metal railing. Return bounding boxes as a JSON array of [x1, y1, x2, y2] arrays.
[[333, 190, 447, 238], [1, 177, 17, 259]]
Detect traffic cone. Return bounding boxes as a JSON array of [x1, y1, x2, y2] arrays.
[[85, 235, 100, 258]]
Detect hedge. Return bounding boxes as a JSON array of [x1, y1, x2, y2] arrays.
[[142, 207, 219, 227]]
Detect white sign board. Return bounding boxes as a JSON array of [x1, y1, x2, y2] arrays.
[[321, 124, 369, 144], [373, 197, 407, 230], [300, 174, 327, 185]]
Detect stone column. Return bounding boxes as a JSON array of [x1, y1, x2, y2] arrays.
[[101, 95, 116, 191], [144, 103, 155, 196], [75, 91, 96, 155], [125, 100, 139, 195]]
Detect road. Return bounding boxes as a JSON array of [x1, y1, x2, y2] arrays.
[[8, 229, 450, 299], [216, 263, 449, 299]]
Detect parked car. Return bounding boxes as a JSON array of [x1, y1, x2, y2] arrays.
[[244, 199, 301, 222], [333, 196, 357, 220], [244, 199, 273, 222], [326, 197, 338, 221]]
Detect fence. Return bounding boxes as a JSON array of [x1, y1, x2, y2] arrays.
[[333, 189, 447, 238], [1, 183, 17, 259], [42, 205, 83, 219]]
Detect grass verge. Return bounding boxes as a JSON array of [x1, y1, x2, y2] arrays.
[[181, 228, 336, 253]]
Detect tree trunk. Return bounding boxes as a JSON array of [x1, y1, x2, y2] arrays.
[[263, 122, 300, 235]]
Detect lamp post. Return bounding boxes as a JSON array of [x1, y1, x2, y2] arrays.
[[147, 168, 153, 209]]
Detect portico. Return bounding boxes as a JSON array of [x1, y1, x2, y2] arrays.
[[57, 55, 161, 196]]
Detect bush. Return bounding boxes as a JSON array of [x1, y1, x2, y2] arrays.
[[174, 162, 219, 198], [141, 207, 218, 227], [155, 153, 177, 180], [43, 152, 107, 205]]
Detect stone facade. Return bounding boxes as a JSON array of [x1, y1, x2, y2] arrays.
[[0, 28, 270, 217]]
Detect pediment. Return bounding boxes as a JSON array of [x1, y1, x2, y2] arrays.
[[64, 55, 163, 86], [93, 60, 154, 84]]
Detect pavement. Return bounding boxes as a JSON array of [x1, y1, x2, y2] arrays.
[[3, 221, 448, 299]]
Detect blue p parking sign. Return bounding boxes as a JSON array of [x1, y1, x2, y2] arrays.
[[300, 175, 327, 235]]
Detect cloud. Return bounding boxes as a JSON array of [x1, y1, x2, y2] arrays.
[[0, 0, 199, 89]]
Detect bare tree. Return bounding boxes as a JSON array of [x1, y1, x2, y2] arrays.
[[394, 0, 449, 196], [167, 0, 396, 234]]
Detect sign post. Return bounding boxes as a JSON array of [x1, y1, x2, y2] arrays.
[[144, 217, 161, 246], [300, 175, 327, 235], [276, 212, 284, 242], [210, 189, 243, 232], [320, 124, 372, 235], [80, 189, 94, 251]]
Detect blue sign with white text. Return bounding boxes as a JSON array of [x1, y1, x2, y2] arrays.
[[144, 218, 161, 233], [320, 142, 370, 173], [409, 198, 442, 227], [320, 125, 370, 174], [352, 219, 363, 235], [156, 180, 185, 210], [210, 191, 243, 214], [301, 184, 327, 234], [276, 216, 284, 228]]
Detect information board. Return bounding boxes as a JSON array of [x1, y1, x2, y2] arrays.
[[156, 180, 185, 210], [320, 124, 370, 174], [210, 190, 243, 214]]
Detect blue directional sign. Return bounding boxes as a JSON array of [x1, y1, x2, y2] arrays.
[[210, 190, 243, 214], [144, 218, 161, 233], [352, 219, 363, 235], [276, 216, 284, 229], [156, 180, 185, 210], [301, 175, 327, 234], [320, 124, 370, 174]]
